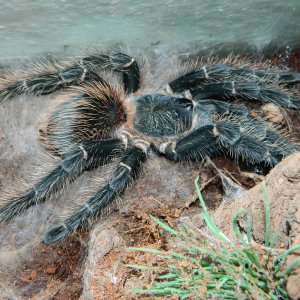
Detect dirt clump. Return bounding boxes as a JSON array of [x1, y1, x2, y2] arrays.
[[0, 231, 88, 299], [81, 214, 165, 300]]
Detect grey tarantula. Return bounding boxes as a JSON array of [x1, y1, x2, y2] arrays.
[[0, 51, 299, 244]]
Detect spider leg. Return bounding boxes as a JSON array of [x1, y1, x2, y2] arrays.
[[159, 114, 299, 166], [81, 52, 140, 93], [0, 52, 139, 103], [194, 99, 249, 119], [0, 138, 126, 221], [166, 64, 300, 94], [43, 142, 148, 244], [231, 67, 300, 84], [166, 64, 231, 93], [191, 82, 300, 110], [0, 66, 103, 103]]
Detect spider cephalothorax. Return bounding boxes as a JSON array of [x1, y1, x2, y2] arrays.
[[0, 51, 299, 244], [132, 94, 194, 136]]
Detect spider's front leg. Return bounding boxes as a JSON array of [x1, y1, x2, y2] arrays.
[[0, 138, 126, 221], [166, 64, 300, 110], [43, 140, 149, 244], [167, 63, 300, 94], [82, 52, 140, 93], [190, 82, 300, 110], [0, 52, 140, 103]]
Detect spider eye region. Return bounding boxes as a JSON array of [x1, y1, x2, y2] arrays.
[[133, 94, 194, 137]]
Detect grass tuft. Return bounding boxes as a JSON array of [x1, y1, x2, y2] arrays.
[[126, 179, 300, 299]]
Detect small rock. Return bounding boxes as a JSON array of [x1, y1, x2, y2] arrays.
[[46, 265, 57, 274], [20, 274, 32, 283], [261, 103, 284, 124]]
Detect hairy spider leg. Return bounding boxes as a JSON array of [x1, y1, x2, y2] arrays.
[[167, 64, 300, 94], [0, 139, 126, 221], [0, 52, 140, 103], [230, 67, 300, 84], [191, 82, 300, 110], [43, 142, 148, 244], [0, 67, 102, 103], [82, 52, 140, 94], [192, 100, 298, 165], [193, 99, 249, 117], [159, 113, 299, 166]]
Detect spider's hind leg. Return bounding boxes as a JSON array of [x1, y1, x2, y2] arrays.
[[0, 52, 140, 103], [43, 141, 149, 244], [0, 63, 103, 103], [0, 139, 126, 222]]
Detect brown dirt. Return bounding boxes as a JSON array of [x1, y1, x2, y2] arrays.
[[271, 48, 300, 72], [1, 232, 88, 299], [81, 214, 166, 300]]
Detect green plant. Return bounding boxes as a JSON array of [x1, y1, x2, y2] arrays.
[[126, 178, 300, 299]]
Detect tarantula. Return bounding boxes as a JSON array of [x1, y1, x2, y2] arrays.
[[0, 51, 299, 244]]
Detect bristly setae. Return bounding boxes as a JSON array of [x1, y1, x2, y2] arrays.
[[0, 51, 299, 244]]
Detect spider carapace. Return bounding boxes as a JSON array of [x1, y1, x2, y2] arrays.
[[0, 52, 299, 244]]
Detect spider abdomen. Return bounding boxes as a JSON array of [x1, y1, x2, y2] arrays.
[[40, 82, 126, 156]]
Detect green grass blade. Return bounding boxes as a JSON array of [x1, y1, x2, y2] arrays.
[[274, 244, 300, 263], [195, 177, 230, 243], [276, 257, 300, 278], [232, 210, 251, 245], [125, 264, 157, 270], [128, 247, 162, 254], [149, 214, 180, 237], [127, 176, 300, 300], [158, 273, 179, 279]]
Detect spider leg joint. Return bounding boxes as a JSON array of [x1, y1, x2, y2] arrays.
[[80, 68, 87, 81], [231, 81, 236, 94], [79, 145, 88, 160], [165, 84, 173, 95], [133, 139, 150, 153], [119, 162, 132, 171], [159, 141, 177, 160], [213, 124, 219, 137], [117, 128, 133, 149], [201, 66, 209, 79]]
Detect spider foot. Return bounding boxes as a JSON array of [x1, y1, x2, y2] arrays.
[[43, 222, 73, 244]]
